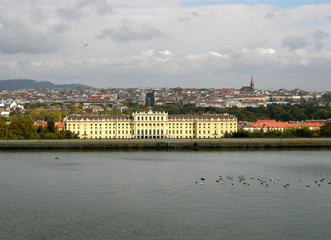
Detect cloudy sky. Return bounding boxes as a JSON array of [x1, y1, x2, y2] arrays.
[[0, 0, 330, 90]]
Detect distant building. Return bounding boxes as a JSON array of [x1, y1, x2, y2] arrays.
[[241, 120, 322, 132], [241, 75, 255, 92], [145, 91, 155, 108], [64, 110, 238, 139]]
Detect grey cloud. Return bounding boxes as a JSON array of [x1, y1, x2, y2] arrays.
[[282, 36, 308, 50], [97, 20, 169, 43], [0, 18, 63, 54], [177, 12, 200, 22], [77, 0, 113, 16], [56, 0, 113, 21], [313, 30, 329, 50], [313, 29, 329, 40], [314, 41, 324, 50], [57, 7, 83, 22], [53, 23, 69, 34], [17, 59, 32, 65], [264, 12, 275, 19]]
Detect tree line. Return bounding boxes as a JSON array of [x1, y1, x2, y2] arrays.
[[0, 118, 78, 140], [153, 103, 330, 122], [226, 122, 331, 138], [20, 101, 331, 122]]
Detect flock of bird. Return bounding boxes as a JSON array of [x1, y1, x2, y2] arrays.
[[195, 175, 331, 188]]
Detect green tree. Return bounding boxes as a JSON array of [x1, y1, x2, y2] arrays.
[[9, 118, 38, 139], [0, 119, 9, 139], [319, 122, 331, 137]]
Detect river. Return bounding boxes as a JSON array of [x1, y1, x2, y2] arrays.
[[0, 149, 330, 240]]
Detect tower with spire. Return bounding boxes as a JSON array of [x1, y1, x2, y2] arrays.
[[250, 75, 255, 91]]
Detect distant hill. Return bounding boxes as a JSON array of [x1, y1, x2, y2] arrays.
[[0, 79, 93, 90]]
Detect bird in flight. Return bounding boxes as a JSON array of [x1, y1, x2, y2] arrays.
[[83, 43, 89, 47]]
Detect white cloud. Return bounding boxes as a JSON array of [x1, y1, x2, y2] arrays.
[[97, 19, 169, 43], [0, 1, 330, 90]]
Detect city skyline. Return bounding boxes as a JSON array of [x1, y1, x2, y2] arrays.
[[0, 1, 330, 91]]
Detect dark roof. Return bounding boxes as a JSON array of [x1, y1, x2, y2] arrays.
[[67, 114, 236, 121], [169, 114, 236, 120], [67, 115, 132, 121]]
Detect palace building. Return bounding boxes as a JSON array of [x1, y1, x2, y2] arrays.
[[64, 110, 237, 139]]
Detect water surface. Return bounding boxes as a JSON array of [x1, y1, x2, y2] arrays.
[[0, 149, 330, 240]]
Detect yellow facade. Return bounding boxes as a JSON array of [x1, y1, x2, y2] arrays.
[[64, 111, 237, 139]]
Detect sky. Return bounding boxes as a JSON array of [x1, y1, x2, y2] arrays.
[[0, 0, 330, 91]]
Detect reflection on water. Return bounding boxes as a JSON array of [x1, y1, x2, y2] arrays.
[[0, 149, 330, 240]]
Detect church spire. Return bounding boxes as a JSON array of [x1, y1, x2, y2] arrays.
[[250, 74, 255, 91]]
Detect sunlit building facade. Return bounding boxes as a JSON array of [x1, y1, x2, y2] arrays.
[[64, 111, 237, 139]]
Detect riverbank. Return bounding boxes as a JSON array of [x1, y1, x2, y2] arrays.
[[0, 138, 330, 149]]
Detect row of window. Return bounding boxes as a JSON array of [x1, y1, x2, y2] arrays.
[[67, 123, 131, 128], [169, 130, 195, 134], [136, 116, 165, 121], [77, 130, 133, 135], [136, 129, 164, 135], [136, 123, 164, 127], [67, 122, 236, 128]]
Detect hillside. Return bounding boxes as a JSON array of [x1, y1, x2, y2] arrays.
[[0, 79, 92, 90]]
